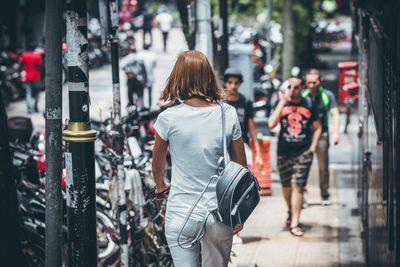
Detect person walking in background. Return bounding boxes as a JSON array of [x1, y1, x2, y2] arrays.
[[223, 68, 263, 168], [154, 9, 173, 52], [152, 51, 246, 266], [123, 56, 147, 108], [251, 33, 267, 81], [136, 44, 156, 108], [118, 5, 132, 24], [19, 41, 43, 114], [303, 69, 340, 206], [268, 75, 321, 237], [142, 6, 154, 48]]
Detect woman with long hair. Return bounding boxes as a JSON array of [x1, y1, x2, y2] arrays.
[[152, 50, 247, 266]]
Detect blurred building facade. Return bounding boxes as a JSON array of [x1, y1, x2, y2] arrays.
[[0, 0, 45, 50], [0, 0, 103, 51]]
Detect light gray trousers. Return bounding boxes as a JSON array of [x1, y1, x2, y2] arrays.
[[165, 210, 233, 267], [316, 133, 330, 197]]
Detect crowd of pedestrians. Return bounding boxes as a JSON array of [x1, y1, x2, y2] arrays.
[[148, 47, 340, 266], [15, 25, 340, 265], [15, 4, 341, 262], [5, 2, 344, 265]]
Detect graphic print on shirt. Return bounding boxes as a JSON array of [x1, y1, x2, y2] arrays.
[[281, 105, 312, 142], [236, 107, 245, 124]]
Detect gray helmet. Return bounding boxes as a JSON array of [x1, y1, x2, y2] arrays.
[[224, 68, 243, 83]]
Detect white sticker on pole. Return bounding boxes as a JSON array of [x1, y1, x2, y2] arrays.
[[66, 11, 80, 67], [65, 152, 76, 208], [66, 11, 89, 77]]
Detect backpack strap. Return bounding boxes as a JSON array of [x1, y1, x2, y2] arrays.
[[177, 174, 219, 249], [301, 88, 311, 98], [302, 87, 330, 110], [320, 89, 330, 110], [218, 102, 229, 167]]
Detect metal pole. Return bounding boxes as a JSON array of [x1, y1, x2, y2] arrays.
[[266, 0, 272, 63], [219, 0, 229, 73], [282, 0, 294, 80], [44, 0, 63, 265], [111, 40, 129, 264], [108, 0, 129, 264], [63, 0, 97, 265], [195, 0, 213, 63]]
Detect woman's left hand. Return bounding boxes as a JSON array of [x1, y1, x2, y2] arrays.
[[255, 155, 263, 169], [233, 224, 244, 234]]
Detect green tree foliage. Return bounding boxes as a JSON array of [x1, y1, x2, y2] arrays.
[[271, 0, 316, 67], [210, 0, 317, 67], [177, 0, 350, 68]]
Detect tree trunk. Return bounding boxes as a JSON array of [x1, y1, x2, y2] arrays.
[[300, 0, 315, 67], [282, 0, 295, 79], [176, 0, 196, 49]]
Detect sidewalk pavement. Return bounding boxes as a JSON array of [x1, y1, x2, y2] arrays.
[[5, 28, 187, 129], [229, 114, 364, 267]]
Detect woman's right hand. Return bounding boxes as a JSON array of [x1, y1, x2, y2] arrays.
[[156, 181, 169, 193], [155, 182, 170, 200], [278, 89, 293, 102]]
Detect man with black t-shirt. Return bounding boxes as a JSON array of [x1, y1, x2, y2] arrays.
[[268, 76, 322, 237], [224, 68, 263, 168]]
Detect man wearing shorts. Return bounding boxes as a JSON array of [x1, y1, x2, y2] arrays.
[[268, 75, 321, 237]]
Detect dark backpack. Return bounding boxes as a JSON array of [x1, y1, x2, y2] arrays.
[[215, 159, 260, 228]]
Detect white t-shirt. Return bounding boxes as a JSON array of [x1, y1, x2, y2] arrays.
[[155, 12, 173, 33], [154, 102, 242, 218]]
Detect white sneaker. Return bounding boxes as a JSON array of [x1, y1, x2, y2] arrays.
[[321, 196, 331, 206], [232, 235, 243, 245]]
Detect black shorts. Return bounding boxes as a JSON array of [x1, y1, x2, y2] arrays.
[[277, 149, 314, 188]]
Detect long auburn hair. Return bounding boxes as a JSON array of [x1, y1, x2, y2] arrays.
[[160, 50, 223, 102]]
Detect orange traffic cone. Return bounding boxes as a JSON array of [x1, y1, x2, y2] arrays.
[[250, 137, 272, 196]]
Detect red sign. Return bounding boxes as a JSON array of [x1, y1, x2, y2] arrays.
[[338, 61, 358, 104]]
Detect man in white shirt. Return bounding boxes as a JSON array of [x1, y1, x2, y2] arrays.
[[155, 10, 173, 52]]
